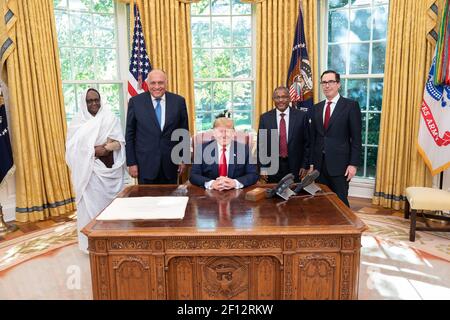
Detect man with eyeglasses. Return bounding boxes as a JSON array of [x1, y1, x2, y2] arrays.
[[257, 86, 310, 183], [310, 70, 362, 207]]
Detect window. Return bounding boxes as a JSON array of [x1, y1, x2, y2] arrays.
[[191, 0, 254, 132], [54, 0, 125, 124], [324, 0, 389, 178]]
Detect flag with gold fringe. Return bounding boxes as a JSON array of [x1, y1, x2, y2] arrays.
[[286, 1, 313, 114], [418, 0, 450, 174]]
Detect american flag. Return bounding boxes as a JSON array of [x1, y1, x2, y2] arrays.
[[128, 4, 152, 100], [286, 1, 313, 113]]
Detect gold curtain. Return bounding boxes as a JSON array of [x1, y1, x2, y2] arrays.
[[120, 0, 195, 132], [372, 0, 441, 210], [252, 0, 318, 124], [0, 0, 75, 222]]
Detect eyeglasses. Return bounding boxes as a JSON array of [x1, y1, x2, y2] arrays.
[[86, 98, 100, 104], [320, 80, 338, 86], [273, 96, 290, 100]]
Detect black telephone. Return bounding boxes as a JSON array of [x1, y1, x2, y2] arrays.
[[293, 170, 320, 194], [266, 173, 295, 199]]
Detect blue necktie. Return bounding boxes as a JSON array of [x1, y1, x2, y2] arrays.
[[155, 98, 161, 128]]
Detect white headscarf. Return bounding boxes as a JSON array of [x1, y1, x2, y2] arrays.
[[66, 89, 125, 204]]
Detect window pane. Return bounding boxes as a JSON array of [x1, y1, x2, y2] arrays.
[[55, 11, 70, 45], [232, 0, 251, 15], [196, 112, 214, 131], [369, 78, 383, 111], [350, 8, 371, 41], [193, 49, 211, 79], [367, 112, 381, 145], [211, 49, 232, 78], [72, 48, 95, 79], [63, 84, 76, 121], [69, 0, 90, 11], [191, 0, 210, 15], [232, 48, 251, 78], [374, 0, 389, 4], [329, 0, 348, 10], [328, 44, 347, 74], [356, 146, 366, 177], [59, 48, 72, 80], [233, 112, 251, 131], [366, 146, 378, 178], [233, 81, 252, 110], [212, 17, 231, 47], [212, 82, 232, 112], [70, 13, 92, 46], [91, 0, 114, 13], [95, 49, 117, 80], [211, 0, 231, 15], [347, 79, 367, 110], [372, 42, 386, 73], [339, 78, 347, 96], [99, 84, 121, 117], [328, 10, 348, 43], [93, 14, 115, 47], [192, 17, 211, 48], [194, 82, 212, 112], [349, 43, 369, 74], [373, 5, 388, 40], [351, 0, 371, 6], [54, 0, 67, 9], [361, 112, 367, 144], [232, 16, 251, 47]]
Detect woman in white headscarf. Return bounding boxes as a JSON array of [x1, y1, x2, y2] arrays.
[[66, 88, 126, 253]]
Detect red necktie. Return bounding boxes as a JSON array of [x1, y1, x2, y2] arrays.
[[218, 146, 227, 177], [324, 101, 332, 130], [279, 113, 288, 158]]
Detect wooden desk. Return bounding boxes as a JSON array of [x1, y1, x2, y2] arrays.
[[83, 184, 367, 300]]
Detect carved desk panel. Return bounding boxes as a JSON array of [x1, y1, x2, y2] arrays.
[[83, 185, 366, 300]]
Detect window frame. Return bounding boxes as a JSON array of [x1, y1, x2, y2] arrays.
[[319, 0, 388, 184], [191, 0, 256, 132]]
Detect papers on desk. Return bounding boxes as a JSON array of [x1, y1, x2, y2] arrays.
[[96, 197, 189, 220]]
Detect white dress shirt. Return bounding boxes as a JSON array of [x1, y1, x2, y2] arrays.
[[151, 94, 166, 130], [323, 93, 340, 123], [204, 142, 244, 189]]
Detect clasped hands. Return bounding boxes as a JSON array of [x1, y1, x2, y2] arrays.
[[94, 144, 110, 157], [211, 176, 236, 191]]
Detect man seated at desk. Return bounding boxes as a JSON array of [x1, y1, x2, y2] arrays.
[[190, 117, 258, 190]]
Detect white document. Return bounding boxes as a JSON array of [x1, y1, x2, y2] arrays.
[[96, 196, 189, 220]]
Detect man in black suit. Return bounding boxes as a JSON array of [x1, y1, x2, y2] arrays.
[[125, 69, 189, 184], [257, 86, 310, 183], [311, 70, 362, 207], [190, 117, 258, 190]]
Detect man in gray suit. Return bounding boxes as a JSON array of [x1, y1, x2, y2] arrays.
[[125, 69, 189, 184]]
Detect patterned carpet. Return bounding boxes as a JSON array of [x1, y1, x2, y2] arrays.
[[357, 213, 450, 262], [0, 213, 449, 299]]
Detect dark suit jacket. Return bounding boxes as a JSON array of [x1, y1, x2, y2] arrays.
[[189, 140, 259, 188], [125, 91, 189, 180], [311, 96, 362, 176], [257, 107, 310, 176]]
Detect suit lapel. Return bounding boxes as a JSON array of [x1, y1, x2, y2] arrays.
[[326, 97, 345, 131], [287, 107, 296, 146], [148, 93, 161, 131], [162, 93, 172, 133], [227, 141, 237, 178], [316, 101, 325, 134], [269, 109, 278, 130]]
